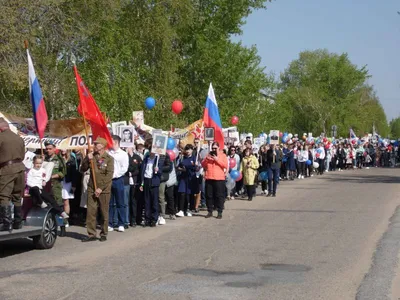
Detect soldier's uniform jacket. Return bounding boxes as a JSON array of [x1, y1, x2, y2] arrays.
[[47, 154, 66, 181], [0, 129, 25, 176], [81, 151, 114, 194], [46, 154, 66, 203]]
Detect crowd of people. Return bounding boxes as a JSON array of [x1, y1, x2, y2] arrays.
[[16, 131, 400, 242]]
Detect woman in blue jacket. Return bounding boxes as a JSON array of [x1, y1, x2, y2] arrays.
[[176, 144, 199, 217]]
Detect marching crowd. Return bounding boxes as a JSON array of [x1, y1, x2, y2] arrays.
[[21, 133, 400, 242]]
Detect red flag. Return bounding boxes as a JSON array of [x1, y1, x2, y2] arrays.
[[73, 65, 113, 148]]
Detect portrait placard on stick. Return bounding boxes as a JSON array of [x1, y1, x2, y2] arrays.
[[269, 130, 280, 145], [204, 127, 215, 142], [151, 133, 168, 155], [119, 125, 135, 148], [112, 121, 127, 135]]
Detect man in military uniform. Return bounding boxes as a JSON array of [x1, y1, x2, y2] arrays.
[[81, 137, 114, 242], [44, 141, 66, 209], [0, 118, 25, 231]]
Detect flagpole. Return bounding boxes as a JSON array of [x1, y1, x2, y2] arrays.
[[73, 63, 98, 191], [25, 40, 44, 157]]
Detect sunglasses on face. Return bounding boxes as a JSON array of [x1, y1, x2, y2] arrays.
[[212, 148, 218, 150]]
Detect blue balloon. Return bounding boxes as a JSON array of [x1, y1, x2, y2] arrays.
[[167, 137, 176, 150], [317, 149, 322, 154], [378, 138, 383, 143], [260, 171, 268, 181], [230, 170, 240, 180], [145, 97, 156, 109], [306, 160, 312, 165], [394, 141, 399, 147]]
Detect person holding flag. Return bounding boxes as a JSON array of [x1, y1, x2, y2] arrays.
[[202, 84, 228, 219], [73, 64, 115, 241]]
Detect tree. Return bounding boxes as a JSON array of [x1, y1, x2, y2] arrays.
[[277, 49, 388, 137], [0, 0, 274, 133], [390, 117, 400, 139]]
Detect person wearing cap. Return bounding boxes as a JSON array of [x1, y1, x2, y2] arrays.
[[44, 140, 67, 213], [0, 118, 25, 231], [81, 137, 114, 242]]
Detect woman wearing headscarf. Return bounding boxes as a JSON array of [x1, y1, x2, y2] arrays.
[[240, 148, 259, 201]]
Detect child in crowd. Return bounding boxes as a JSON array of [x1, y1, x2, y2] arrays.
[[27, 156, 69, 218]]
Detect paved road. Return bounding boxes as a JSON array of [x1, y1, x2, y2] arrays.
[[1, 168, 400, 300]]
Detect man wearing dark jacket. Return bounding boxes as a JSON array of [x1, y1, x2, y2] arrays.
[[126, 149, 142, 227], [266, 144, 282, 197], [140, 151, 170, 227]]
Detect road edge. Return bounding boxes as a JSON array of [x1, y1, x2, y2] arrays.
[[356, 205, 400, 300]]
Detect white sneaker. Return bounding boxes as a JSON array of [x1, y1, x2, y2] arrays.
[[108, 226, 114, 232], [176, 210, 184, 217], [298, 175, 301, 179], [40, 202, 48, 208], [186, 211, 192, 217], [61, 212, 69, 219], [366, 167, 370, 170], [264, 190, 268, 194], [301, 175, 304, 179], [118, 226, 125, 232], [158, 216, 166, 225], [65, 222, 69, 228], [311, 174, 314, 177]]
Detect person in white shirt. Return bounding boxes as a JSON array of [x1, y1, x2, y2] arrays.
[[297, 145, 308, 179], [317, 143, 326, 175], [108, 135, 129, 232], [27, 156, 68, 218]]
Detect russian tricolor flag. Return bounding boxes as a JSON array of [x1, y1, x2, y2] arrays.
[[203, 83, 224, 147], [27, 49, 48, 139]]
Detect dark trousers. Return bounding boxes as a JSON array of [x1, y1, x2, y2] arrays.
[[318, 159, 325, 174], [109, 177, 126, 227], [29, 187, 62, 214], [179, 193, 195, 212], [136, 186, 145, 225], [129, 185, 141, 225], [165, 185, 176, 215], [245, 185, 256, 200], [235, 178, 243, 194], [307, 165, 313, 177], [143, 178, 159, 223], [299, 162, 306, 176], [261, 180, 267, 191], [267, 167, 279, 194], [205, 180, 225, 214]]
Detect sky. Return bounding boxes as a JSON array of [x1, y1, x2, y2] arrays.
[[232, 0, 400, 121]]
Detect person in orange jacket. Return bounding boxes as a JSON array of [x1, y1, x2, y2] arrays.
[[201, 142, 228, 219]]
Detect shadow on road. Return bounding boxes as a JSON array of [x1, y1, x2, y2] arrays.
[[0, 239, 35, 258], [325, 175, 400, 184], [229, 209, 337, 213]]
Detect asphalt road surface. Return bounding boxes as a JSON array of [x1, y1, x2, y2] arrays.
[[1, 168, 400, 300]]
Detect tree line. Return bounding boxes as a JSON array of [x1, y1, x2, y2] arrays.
[[0, 0, 393, 138]]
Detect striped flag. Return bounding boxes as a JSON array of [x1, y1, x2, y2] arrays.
[[202, 83, 224, 146], [27, 49, 48, 139]]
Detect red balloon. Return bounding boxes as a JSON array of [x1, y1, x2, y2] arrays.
[[351, 139, 356, 145], [279, 132, 283, 137], [231, 116, 239, 125], [166, 149, 176, 161], [229, 158, 236, 168], [235, 172, 242, 182], [171, 100, 183, 114], [323, 137, 327, 143]]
